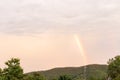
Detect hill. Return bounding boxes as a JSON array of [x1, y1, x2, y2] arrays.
[[28, 64, 108, 80]]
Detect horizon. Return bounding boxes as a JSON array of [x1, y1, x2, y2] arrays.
[[0, 0, 120, 73], [25, 64, 108, 73], [0, 34, 118, 73]]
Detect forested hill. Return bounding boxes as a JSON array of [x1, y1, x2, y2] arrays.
[[28, 64, 108, 80]]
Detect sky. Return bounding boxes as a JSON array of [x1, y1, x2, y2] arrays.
[[0, 0, 120, 72]]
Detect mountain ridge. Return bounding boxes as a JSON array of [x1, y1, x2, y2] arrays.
[[27, 64, 108, 80]]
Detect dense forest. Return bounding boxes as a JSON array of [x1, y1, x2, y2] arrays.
[[0, 55, 120, 80]]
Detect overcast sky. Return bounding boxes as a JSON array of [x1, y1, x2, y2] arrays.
[[0, 0, 120, 72]]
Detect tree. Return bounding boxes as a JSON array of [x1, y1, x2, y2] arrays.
[[23, 73, 46, 80], [0, 68, 5, 80], [58, 75, 72, 80], [3, 58, 24, 80], [107, 55, 120, 80], [114, 74, 120, 80]]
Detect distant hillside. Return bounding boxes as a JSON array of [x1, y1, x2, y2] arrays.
[[28, 64, 108, 80]]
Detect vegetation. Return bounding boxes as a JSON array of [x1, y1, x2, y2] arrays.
[[23, 73, 46, 80], [0, 58, 46, 80], [0, 55, 120, 80], [107, 55, 120, 80], [58, 75, 72, 80], [0, 58, 23, 80], [30, 64, 107, 80]]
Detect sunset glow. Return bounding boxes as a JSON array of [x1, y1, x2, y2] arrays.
[[0, 0, 120, 73]]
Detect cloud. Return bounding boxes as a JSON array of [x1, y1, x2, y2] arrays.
[[0, 0, 120, 35], [0, 0, 120, 72]]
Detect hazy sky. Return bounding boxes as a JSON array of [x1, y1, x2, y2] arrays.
[[0, 0, 120, 72]]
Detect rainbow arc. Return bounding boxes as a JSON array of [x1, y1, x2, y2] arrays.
[[74, 34, 87, 80]]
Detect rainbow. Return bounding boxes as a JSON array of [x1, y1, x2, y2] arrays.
[[74, 34, 87, 66]]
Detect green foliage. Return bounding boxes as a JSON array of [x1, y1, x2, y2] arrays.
[[3, 58, 23, 80], [58, 75, 72, 80], [2, 58, 24, 80], [23, 73, 46, 80], [0, 58, 47, 80], [35, 64, 107, 80], [107, 55, 120, 80], [114, 74, 120, 80], [0, 57, 110, 80], [0, 68, 4, 80]]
